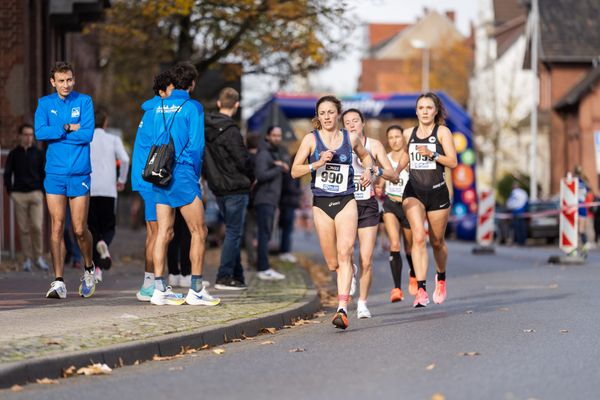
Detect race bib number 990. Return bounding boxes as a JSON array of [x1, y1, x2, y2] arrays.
[[409, 143, 436, 170], [315, 163, 349, 193]]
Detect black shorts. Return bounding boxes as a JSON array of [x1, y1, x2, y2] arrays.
[[382, 197, 410, 229], [357, 197, 380, 228], [403, 180, 451, 212], [313, 194, 355, 220]]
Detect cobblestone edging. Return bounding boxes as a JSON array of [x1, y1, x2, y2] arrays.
[[0, 263, 320, 388]]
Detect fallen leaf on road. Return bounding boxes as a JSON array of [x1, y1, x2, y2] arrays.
[[200, 344, 210, 350], [261, 327, 276, 334], [180, 346, 197, 355], [499, 307, 510, 312], [10, 384, 23, 392], [560, 329, 569, 334], [548, 283, 559, 289], [458, 352, 480, 357], [152, 354, 182, 361], [118, 357, 124, 368], [77, 363, 112, 375], [283, 325, 293, 329], [431, 394, 445, 400], [44, 339, 62, 345], [289, 348, 306, 353], [314, 311, 327, 317], [261, 340, 275, 345], [36, 378, 58, 385], [213, 348, 225, 355], [242, 335, 256, 340], [61, 366, 76, 378], [426, 364, 436, 370], [134, 360, 141, 365], [169, 366, 184, 371], [231, 338, 242, 343], [465, 310, 474, 315], [523, 329, 536, 333]]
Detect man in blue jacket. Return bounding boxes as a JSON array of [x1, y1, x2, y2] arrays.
[[149, 62, 220, 307], [131, 70, 173, 302], [34, 61, 97, 299]]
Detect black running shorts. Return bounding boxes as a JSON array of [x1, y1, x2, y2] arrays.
[[403, 180, 451, 212], [383, 197, 410, 229], [357, 197, 380, 229]]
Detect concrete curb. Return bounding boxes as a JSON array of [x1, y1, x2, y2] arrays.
[[0, 277, 320, 388]]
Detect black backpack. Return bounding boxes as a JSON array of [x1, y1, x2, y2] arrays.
[[142, 99, 189, 187]]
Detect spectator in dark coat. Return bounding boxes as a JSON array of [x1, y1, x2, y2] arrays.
[[278, 152, 302, 263]]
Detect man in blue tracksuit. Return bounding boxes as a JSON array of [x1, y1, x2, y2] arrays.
[[149, 62, 220, 307], [131, 70, 173, 302], [34, 61, 97, 299]]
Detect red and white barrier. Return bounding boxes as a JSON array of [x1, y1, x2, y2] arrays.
[[559, 173, 578, 255], [476, 189, 495, 247]]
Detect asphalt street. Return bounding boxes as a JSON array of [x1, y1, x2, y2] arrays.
[[4, 235, 600, 400]]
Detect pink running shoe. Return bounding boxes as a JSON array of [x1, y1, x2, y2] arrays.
[[413, 288, 429, 308], [433, 277, 446, 304]]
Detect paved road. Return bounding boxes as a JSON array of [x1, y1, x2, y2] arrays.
[[4, 236, 600, 400]]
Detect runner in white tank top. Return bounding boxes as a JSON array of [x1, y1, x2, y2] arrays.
[[343, 108, 398, 319]]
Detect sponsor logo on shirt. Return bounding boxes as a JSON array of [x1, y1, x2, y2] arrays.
[[50, 109, 58, 115], [339, 154, 348, 162], [71, 107, 80, 118], [428, 136, 436, 143]]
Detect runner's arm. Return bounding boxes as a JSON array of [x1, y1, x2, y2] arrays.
[[291, 134, 316, 179], [351, 132, 373, 187], [371, 140, 398, 183], [435, 126, 458, 169]]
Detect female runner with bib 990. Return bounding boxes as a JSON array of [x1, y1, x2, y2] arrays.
[[400, 93, 457, 307], [292, 96, 374, 330]]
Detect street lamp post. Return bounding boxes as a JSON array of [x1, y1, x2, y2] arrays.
[[529, 0, 539, 201], [411, 39, 430, 93]]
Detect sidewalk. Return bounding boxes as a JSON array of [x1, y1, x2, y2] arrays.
[[0, 228, 319, 388]]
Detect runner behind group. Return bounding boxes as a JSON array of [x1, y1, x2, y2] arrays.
[[291, 95, 374, 330], [342, 108, 397, 319], [399, 93, 457, 307], [378, 125, 415, 302]]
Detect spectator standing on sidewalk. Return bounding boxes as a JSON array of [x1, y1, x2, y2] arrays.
[[88, 108, 130, 280], [278, 152, 302, 264], [254, 126, 287, 280], [3, 123, 49, 272], [507, 182, 528, 246], [243, 134, 260, 269], [204, 87, 254, 290]]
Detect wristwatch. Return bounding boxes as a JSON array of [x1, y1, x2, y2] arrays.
[[63, 123, 71, 133], [432, 152, 440, 161]]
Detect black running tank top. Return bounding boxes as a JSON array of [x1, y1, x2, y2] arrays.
[[407, 125, 446, 189]]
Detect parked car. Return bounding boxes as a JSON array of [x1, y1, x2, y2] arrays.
[[526, 200, 560, 244]]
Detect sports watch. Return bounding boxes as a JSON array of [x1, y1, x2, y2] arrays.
[[63, 123, 71, 133], [432, 152, 440, 161]]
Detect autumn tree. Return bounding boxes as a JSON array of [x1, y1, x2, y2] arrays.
[[86, 0, 353, 137]]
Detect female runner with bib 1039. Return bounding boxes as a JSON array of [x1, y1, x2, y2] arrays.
[[292, 96, 374, 330], [399, 93, 457, 308], [342, 108, 398, 319]]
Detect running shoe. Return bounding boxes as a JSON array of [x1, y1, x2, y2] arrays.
[[357, 302, 372, 319], [408, 276, 418, 296], [214, 278, 247, 290], [96, 240, 112, 270], [35, 256, 50, 271], [279, 253, 297, 263], [136, 284, 154, 302], [150, 287, 186, 306], [332, 309, 349, 329], [185, 287, 221, 306], [78, 269, 97, 298], [95, 266, 103, 282], [349, 263, 358, 296], [257, 268, 286, 280], [22, 259, 32, 272], [433, 277, 447, 304], [413, 288, 430, 308], [46, 280, 67, 299], [389, 288, 404, 303]]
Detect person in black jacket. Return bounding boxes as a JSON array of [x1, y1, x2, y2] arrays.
[[278, 152, 303, 263], [204, 87, 254, 290], [3, 123, 49, 271]]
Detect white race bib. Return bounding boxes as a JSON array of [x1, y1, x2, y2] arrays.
[[315, 163, 349, 193], [409, 143, 436, 170], [353, 175, 372, 200], [386, 169, 409, 197]]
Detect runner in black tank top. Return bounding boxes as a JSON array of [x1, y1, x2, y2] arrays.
[[291, 96, 374, 330], [396, 93, 458, 308]]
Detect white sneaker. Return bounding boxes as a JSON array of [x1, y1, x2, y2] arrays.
[[279, 253, 297, 263], [95, 240, 112, 269], [95, 266, 103, 282], [46, 280, 67, 299], [168, 274, 181, 287], [350, 264, 358, 296], [35, 256, 49, 271], [257, 268, 286, 280], [150, 287, 186, 306], [185, 287, 221, 306], [357, 301, 372, 319], [22, 259, 32, 272]]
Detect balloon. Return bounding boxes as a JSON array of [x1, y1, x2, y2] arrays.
[[453, 132, 468, 153], [452, 165, 474, 190], [460, 149, 475, 165]]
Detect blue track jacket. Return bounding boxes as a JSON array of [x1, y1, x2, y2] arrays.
[[131, 96, 160, 192], [152, 90, 204, 176], [34, 91, 94, 176]]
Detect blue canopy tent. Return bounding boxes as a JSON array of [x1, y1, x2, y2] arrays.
[[247, 92, 478, 240]]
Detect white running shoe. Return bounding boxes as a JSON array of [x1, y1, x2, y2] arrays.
[[46, 280, 67, 299], [185, 287, 221, 306], [35, 256, 49, 271], [350, 264, 358, 296], [257, 268, 286, 280], [22, 259, 32, 272], [95, 266, 103, 282], [279, 253, 297, 263], [78, 269, 97, 298], [95, 240, 112, 270], [168, 274, 181, 287], [357, 301, 372, 319], [150, 287, 186, 306]]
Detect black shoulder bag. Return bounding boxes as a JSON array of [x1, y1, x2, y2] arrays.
[[142, 99, 189, 187]]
